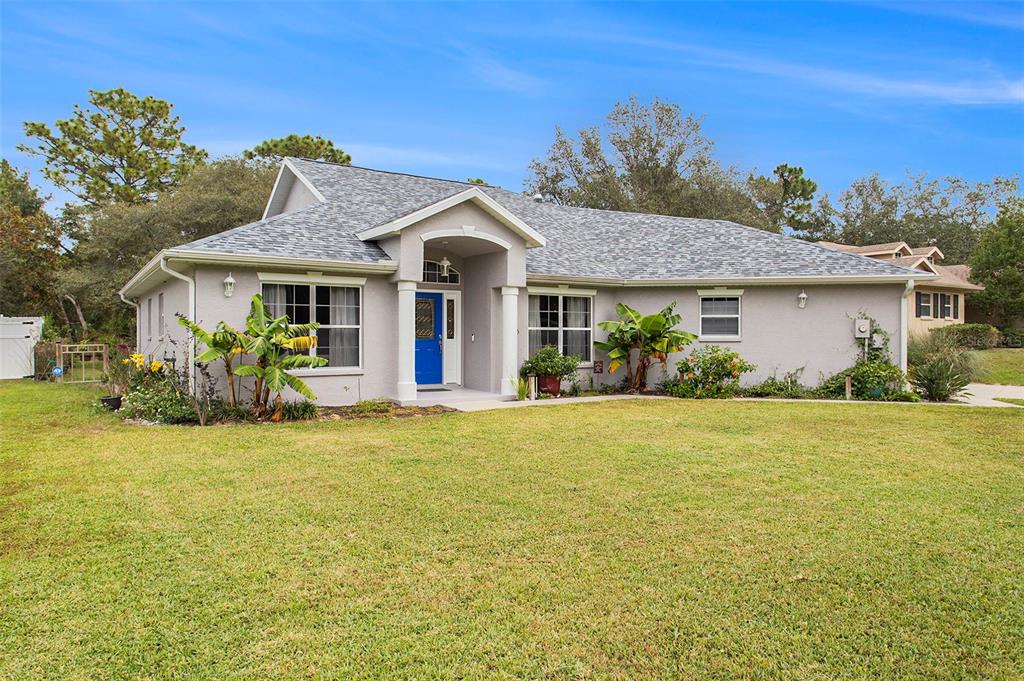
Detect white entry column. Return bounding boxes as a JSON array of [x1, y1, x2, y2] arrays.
[[500, 286, 519, 396], [397, 280, 417, 401]]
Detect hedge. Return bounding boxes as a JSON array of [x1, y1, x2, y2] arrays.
[[931, 323, 1001, 349]]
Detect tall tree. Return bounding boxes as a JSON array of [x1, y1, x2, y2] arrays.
[[793, 173, 1018, 262], [969, 199, 1024, 328], [19, 88, 207, 207], [62, 157, 277, 335], [747, 164, 818, 233], [244, 134, 351, 164], [0, 161, 65, 318]]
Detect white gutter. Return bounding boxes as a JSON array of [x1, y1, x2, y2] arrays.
[[160, 257, 196, 390], [900, 278, 915, 373], [118, 291, 141, 352]]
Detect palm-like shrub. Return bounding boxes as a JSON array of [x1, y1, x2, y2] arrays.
[[907, 333, 976, 402], [594, 302, 696, 392], [178, 316, 247, 406], [234, 294, 328, 417]]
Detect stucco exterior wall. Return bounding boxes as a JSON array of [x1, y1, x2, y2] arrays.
[[281, 179, 318, 213], [579, 283, 904, 389], [191, 267, 400, 405], [136, 270, 191, 362]]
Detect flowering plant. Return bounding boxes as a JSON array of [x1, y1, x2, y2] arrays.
[[669, 345, 756, 399], [121, 352, 166, 389]]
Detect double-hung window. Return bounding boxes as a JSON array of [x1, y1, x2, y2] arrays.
[[698, 292, 742, 340], [528, 293, 592, 362], [262, 282, 361, 368], [157, 293, 165, 337], [915, 292, 931, 318]]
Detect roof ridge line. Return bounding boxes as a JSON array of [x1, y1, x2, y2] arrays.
[[286, 157, 491, 188]]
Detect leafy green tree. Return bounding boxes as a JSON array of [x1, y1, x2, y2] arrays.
[[794, 173, 1018, 262], [0, 161, 66, 319], [527, 97, 783, 228], [178, 317, 247, 406], [62, 157, 276, 335], [19, 88, 208, 207], [244, 134, 351, 164], [594, 302, 696, 392], [969, 199, 1024, 328], [747, 163, 818, 233], [466, 177, 487, 185]]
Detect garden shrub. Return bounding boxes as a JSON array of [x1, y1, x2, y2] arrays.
[[932, 323, 1000, 349], [520, 346, 581, 379], [350, 399, 393, 415], [120, 380, 197, 424], [817, 360, 907, 401], [1000, 328, 1024, 348], [742, 370, 808, 398], [907, 333, 976, 402], [670, 345, 756, 398], [282, 399, 319, 421], [209, 399, 252, 422]]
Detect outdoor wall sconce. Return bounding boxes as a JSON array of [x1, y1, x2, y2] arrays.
[[797, 289, 808, 308], [223, 272, 236, 298]]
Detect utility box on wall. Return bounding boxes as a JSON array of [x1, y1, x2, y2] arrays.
[[853, 318, 871, 339]]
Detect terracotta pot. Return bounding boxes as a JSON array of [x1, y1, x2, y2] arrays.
[[537, 375, 561, 397]]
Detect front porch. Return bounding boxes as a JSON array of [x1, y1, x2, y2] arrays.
[[402, 385, 514, 408]]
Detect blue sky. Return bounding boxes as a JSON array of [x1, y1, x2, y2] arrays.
[[2, 1, 1022, 209]]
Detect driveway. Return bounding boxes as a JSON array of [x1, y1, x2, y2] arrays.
[[961, 383, 1024, 407]]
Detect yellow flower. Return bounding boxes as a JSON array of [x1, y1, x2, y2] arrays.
[[150, 360, 163, 372]]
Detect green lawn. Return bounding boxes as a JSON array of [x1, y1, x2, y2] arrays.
[[2, 382, 1022, 678], [972, 348, 1024, 385]]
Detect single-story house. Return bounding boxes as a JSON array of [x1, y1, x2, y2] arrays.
[[120, 158, 935, 404], [817, 241, 983, 336]]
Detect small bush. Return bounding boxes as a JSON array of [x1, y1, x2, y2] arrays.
[[520, 346, 581, 379], [350, 399, 393, 415], [1000, 328, 1024, 348], [932, 323, 1000, 350], [818, 360, 907, 401], [884, 390, 922, 403], [282, 399, 319, 421], [908, 333, 976, 402], [209, 400, 252, 422], [742, 370, 808, 398], [670, 345, 756, 399], [120, 381, 197, 424]]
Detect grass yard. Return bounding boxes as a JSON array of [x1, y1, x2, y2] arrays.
[[972, 348, 1024, 386], [2, 381, 1023, 678]]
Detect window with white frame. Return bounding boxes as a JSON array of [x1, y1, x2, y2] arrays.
[[938, 293, 953, 319], [915, 291, 931, 318], [262, 283, 361, 368], [699, 294, 741, 339], [422, 260, 460, 284], [146, 297, 152, 339], [528, 294, 592, 361]]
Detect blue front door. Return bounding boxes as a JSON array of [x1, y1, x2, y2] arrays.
[[415, 292, 443, 384]]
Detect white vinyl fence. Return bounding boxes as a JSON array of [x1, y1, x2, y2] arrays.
[[0, 317, 43, 380]]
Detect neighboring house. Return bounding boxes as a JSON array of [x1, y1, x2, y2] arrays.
[[818, 241, 983, 336], [120, 158, 934, 405]]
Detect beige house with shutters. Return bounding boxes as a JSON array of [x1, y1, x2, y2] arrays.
[[818, 241, 983, 336]]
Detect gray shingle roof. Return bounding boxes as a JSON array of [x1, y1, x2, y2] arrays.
[[177, 158, 923, 280]]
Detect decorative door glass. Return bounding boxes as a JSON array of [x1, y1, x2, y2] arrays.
[[416, 298, 435, 339]]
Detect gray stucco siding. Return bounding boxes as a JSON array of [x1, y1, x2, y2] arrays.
[[582, 283, 904, 389]]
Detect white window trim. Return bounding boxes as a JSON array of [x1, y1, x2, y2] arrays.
[[157, 293, 165, 339], [261, 279, 364, 372], [916, 291, 932, 320], [697, 289, 743, 342], [257, 271, 366, 286], [422, 259, 462, 285], [528, 292, 594, 366], [146, 297, 152, 340]]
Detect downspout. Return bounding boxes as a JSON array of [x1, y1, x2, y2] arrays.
[[160, 257, 196, 390], [900, 278, 914, 374], [118, 292, 140, 352]]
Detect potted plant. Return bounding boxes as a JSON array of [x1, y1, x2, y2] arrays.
[[520, 346, 581, 397], [99, 348, 133, 410]]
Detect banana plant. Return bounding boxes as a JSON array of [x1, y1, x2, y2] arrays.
[[233, 293, 327, 416], [594, 302, 696, 392], [177, 316, 247, 406]]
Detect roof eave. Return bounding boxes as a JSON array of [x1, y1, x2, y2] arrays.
[[356, 187, 547, 248], [525, 272, 937, 287]]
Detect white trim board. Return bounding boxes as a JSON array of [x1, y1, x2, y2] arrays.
[[357, 187, 546, 248]]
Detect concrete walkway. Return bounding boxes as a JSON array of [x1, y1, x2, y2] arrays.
[[441, 386, 1024, 412], [959, 383, 1024, 408]]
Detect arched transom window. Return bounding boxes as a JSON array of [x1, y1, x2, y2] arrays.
[[422, 259, 461, 284]]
